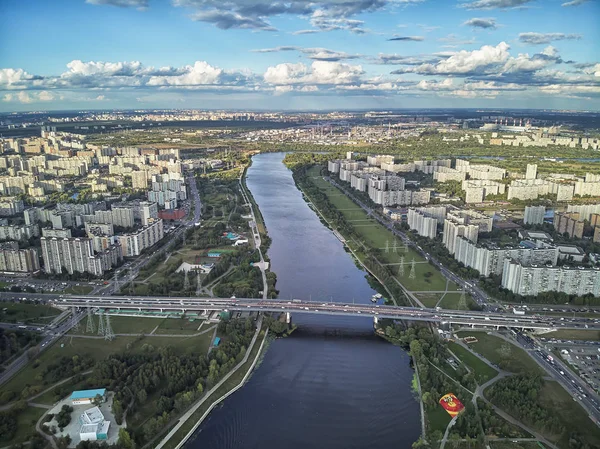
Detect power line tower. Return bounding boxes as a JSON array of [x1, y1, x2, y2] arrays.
[[385, 240, 389, 254], [409, 258, 416, 280], [398, 256, 405, 277], [86, 309, 95, 334], [458, 289, 467, 311], [97, 312, 105, 336], [393, 239, 398, 253], [104, 314, 115, 341], [71, 307, 80, 333], [183, 270, 190, 291], [404, 242, 409, 253]]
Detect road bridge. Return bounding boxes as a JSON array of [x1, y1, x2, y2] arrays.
[[52, 295, 600, 331]]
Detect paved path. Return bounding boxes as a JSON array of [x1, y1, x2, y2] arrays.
[[439, 415, 458, 449]]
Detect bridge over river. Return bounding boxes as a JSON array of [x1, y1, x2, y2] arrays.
[[54, 295, 599, 331]]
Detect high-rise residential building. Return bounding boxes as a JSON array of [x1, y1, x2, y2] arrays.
[[453, 237, 559, 277], [443, 220, 479, 255], [407, 208, 439, 239], [524, 205, 545, 225], [594, 227, 600, 244], [554, 212, 585, 238], [525, 164, 537, 180], [117, 219, 164, 257], [131, 170, 149, 190], [0, 224, 39, 241], [567, 204, 600, 222], [40, 236, 121, 276], [0, 198, 24, 217], [502, 260, 600, 297], [0, 242, 39, 273]]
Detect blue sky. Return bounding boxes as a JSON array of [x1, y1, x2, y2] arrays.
[[0, 0, 599, 111]]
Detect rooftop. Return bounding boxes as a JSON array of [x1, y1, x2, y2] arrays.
[[70, 388, 106, 400]]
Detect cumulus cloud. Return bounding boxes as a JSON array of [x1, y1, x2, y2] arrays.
[[463, 18, 497, 29], [460, 0, 533, 9], [518, 32, 582, 45], [147, 61, 224, 86], [0, 68, 39, 89], [291, 29, 320, 35], [264, 61, 364, 85], [561, 0, 590, 6], [388, 36, 425, 41], [389, 41, 572, 79], [2, 91, 54, 103], [86, 0, 148, 8]]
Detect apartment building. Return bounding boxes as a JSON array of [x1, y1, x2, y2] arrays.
[[523, 205, 545, 225], [117, 218, 164, 257], [502, 260, 600, 297], [0, 242, 40, 273]]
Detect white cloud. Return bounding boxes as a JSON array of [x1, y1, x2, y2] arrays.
[[147, 61, 223, 86], [561, 0, 590, 6], [460, 0, 533, 10], [0, 68, 36, 89], [2, 90, 54, 103], [264, 61, 364, 85], [463, 17, 497, 29]]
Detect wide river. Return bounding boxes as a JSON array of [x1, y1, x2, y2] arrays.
[[185, 153, 420, 449]]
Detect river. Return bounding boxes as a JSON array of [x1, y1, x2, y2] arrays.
[[185, 153, 420, 449]]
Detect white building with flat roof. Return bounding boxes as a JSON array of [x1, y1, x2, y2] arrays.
[[524, 205, 545, 225]]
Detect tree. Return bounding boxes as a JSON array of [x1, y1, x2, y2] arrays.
[[92, 394, 103, 407], [118, 428, 135, 449]]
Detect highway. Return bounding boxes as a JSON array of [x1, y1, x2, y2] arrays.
[[44, 294, 600, 330], [513, 331, 600, 425]]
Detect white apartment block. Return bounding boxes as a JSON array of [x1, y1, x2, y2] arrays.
[[0, 244, 39, 273], [407, 207, 443, 238], [502, 260, 600, 297], [454, 237, 559, 277], [525, 164, 537, 180], [433, 167, 467, 182], [367, 155, 395, 167], [0, 224, 39, 241], [414, 159, 451, 174], [0, 198, 24, 216], [574, 181, 600, 197], [523, 205, 545, 225], [567, 203, 600, 222], [380, 162, 415, 173], [443, 220, 479, 254], [41, 236, 122, 276], [117, 219, 164, 257], [447, 209, 493, 233], [327, 160, 340, 173]]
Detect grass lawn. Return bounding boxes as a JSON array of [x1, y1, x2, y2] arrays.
[[439, 293, 477, 310], [2, 331, 214, 399], [62, 285, 94, 295], [0, 405, 46, 446], [160, 327, 266, 449], [457, 332, 543, 376], [70, 315, 163, 335], [426, 405, 452, 434], [155, 317, 206, 334], [448, 342, 498, 384], [307, 166, 458, 293], [0, 302, 61, 324], [34, 377, 91, 406], [548, 329, 600, 341], [413, 293, 443, 308]]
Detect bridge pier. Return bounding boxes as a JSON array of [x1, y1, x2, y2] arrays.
[[285, 312, 292, 325], [373, 316, 378, 328]]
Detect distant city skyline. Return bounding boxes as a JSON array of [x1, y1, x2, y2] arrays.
[[0, 0, 599, 111]]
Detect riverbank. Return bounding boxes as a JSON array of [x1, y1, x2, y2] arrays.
[[155, 319, 269, 449]]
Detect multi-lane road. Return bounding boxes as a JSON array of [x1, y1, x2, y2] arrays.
[[41, 294, 600, 331]]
